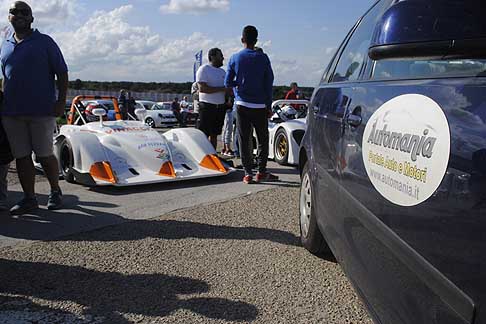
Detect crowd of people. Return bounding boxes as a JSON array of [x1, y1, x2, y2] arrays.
[[0, 1, 300, 216]]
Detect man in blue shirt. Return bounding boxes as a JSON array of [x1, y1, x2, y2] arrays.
[[225, 25, 278, 184], [0, 1, 68, 215]]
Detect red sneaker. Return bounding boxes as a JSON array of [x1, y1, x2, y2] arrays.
[[243, 175, 254, 184], [255, 172, 279, 183]]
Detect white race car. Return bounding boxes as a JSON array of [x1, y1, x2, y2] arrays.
[[56, 96, 231, 186], [265, 100, 309, 165]]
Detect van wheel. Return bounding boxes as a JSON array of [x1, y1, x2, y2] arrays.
[[300, 161, 331, 256], [274, 128, 289, 165], [59, 138, 75, 183]]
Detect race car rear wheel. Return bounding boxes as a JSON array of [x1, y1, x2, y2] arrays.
[[274, 128, 289, 165], [145, 117, 155, 128], [59, 138, 75, 183], [300, 161, 332, 257]]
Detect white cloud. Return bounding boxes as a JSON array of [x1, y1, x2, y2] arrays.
[[53, 5, 242, 82], [160, 0, 230, 15], [0, 0, 80, 32], [0, 2, 324, 86], [325, 47, 336, 55]]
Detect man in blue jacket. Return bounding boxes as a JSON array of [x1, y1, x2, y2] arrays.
[[225, 25, 278, 184]]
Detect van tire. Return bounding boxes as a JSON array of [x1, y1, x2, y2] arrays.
[[299, 161, 332, 257]]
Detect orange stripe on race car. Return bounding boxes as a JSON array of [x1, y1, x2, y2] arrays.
[[159, 161, 176, 178], [89, 162, 117, 184], [200, 154, 227, 173]]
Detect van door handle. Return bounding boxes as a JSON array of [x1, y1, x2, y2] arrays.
[[312, 105, 319, 113]]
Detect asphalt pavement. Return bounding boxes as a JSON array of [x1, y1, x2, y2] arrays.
[[0, 155, 372, 323]]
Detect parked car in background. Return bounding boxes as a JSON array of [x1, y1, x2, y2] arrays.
[[135, 100, 178, 128], [135, 100, 156, 111], [299, 1, 486, 323], [267, 99, 309, 165]]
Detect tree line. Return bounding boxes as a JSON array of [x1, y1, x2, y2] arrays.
[[69, 79, 315, 100]]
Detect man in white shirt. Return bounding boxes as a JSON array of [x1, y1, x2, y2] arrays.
[[196, 48, 228, 149]]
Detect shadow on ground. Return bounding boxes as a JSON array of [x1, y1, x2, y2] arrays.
[[60, 219, 301, 247], [0, 191, 300, 248], [0, 259, 259, 323]]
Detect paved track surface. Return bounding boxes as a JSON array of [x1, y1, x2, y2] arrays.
[[0, 161, 299, 248], [0, 161, 372, 323]]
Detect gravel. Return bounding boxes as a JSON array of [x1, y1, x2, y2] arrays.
[[0, 186, 373, 324]]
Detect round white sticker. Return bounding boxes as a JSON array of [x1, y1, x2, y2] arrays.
[[362, 94, 451, 206]]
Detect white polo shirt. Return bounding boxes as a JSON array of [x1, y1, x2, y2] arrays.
[[196, 64, 226, 105]]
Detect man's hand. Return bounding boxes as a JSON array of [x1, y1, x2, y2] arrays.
[[267, 107, 273, 119], [54, 99, 66, 117]]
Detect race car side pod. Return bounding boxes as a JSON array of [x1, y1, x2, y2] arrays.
[[159, 161, 176, 178], [89, 161, 117, 184], [68, 95, 123, 125], [200, 155, 227, 173]]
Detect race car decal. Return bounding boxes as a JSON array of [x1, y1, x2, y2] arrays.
[[105, 126, 148, 134], [154, 148, 169, 160], [137, 142, 166, 150], [362, 94, 450, 206]]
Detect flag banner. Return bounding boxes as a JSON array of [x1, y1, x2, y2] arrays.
[[193, 50, 203, 82]]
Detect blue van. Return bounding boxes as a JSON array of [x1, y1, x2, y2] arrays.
[[299, 1, 486, 323]]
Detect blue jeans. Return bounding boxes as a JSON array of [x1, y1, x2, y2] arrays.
[[223, 109, 234, 145]]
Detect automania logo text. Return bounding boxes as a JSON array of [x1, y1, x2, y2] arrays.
[[367, 122, 437, 161]]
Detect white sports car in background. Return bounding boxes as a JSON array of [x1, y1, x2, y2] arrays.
[[265, 100, 309, 165], [135, 100, 178, 128], [55, 96, 231, 186]]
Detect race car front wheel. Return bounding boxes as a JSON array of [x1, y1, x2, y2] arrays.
[[274, 128, 289, 165], [59, 138, 75, 183]]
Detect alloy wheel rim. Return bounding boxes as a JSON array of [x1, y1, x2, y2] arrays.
[[300, 172, 312, 238], [275, 134, 288, 160]]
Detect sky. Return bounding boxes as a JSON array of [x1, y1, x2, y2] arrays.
[[0, 0, 375, 87]]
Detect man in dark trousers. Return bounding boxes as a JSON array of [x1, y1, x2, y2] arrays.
[[171, 97, 184, 127], [118, 89, 127, 120], [0, 1, 68, 214], [196, 48, 228, 148], [225, 25, 277, 184]]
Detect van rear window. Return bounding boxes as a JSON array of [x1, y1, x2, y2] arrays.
[[372, 59, 486, 80]]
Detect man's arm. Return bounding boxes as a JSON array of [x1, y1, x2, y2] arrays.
[[224, 56, 237, 88], [197, 82, 226, 94], [53, 71, 68, 117], [264, 56, 274, 109]]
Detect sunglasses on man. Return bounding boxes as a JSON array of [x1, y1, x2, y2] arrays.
[[9, 8, 31, 16]]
